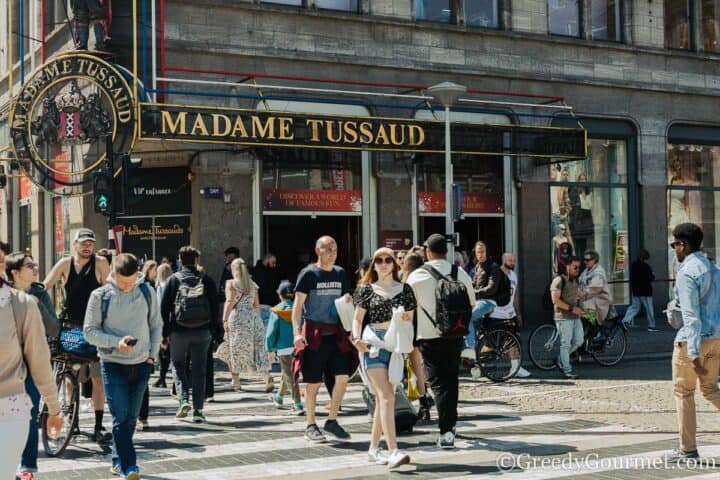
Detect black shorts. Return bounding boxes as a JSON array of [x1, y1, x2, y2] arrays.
[[302, 335, 352, 384]]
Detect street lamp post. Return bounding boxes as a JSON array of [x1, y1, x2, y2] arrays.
[[427, 81, 467, 260]]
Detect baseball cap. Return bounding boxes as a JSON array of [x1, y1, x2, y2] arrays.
[[277, 281, 295, 296], [424, 233, 447, 255], [224, 246, 240, 256], [355, 256, 371, 274], [74, 228, 96, 243]]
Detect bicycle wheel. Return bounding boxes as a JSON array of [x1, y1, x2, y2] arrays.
[[42, 370, 79, 457], [591, 326, 627, 366], [476, 329, 522, 382], [528, 324, 560, 370]]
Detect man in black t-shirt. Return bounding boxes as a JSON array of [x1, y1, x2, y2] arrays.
[[292, 236, 353, 444]]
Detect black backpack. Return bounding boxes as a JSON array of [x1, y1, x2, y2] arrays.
[[173, 272, 211, 328], [420, 264, 472, 339], [492, 269, 512, 307], [541, 275, 565, 311]]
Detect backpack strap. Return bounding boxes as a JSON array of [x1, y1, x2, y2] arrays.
[[99, 284, 114, 329], [138, 282, 153, 324], [450, 264, 458, 281], [10, 289, 29, 348], [422, 264, 446, 282]]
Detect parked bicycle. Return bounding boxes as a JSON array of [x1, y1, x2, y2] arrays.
[[470, 317, 523, 382], [40, 352, 109, 457], [528, 314, 628, 370]]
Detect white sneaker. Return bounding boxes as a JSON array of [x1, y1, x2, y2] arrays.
[[387, 449, 410, 468], [436, 431, 455, 449], [470, 366, 482, 379], [368, 447, 389, 465], [516, 367, 532, 378], [461, 348, 475, 360]]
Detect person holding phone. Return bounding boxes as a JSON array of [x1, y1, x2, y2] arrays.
[[84, 254, 163, 480]]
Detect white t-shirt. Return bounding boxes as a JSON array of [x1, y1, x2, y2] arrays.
[[407, 259, 476, 341], [489, 270, 518, 320]]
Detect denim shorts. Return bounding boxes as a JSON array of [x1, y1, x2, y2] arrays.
[[363, 327, 391, 370]]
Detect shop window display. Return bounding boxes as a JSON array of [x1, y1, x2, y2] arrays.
[[549, 139, 629, 304]]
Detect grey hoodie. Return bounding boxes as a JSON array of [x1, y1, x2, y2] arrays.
[[84, 274, 163, 365]]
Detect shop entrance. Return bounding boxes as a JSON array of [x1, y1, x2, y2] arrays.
[[421, 217, 504, 263], [263, 215, 361, 284]]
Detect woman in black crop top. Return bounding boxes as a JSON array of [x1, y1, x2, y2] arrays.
[[351, 247, 415, 468]]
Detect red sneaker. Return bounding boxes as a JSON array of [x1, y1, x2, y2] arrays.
[[21, 472, 35, 480]]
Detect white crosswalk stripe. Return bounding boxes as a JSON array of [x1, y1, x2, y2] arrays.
[[35, 374, 714, 479]]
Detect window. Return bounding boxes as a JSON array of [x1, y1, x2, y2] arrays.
[[263, 0, 302, 6], [315, 0, 358, 11], [667, 143, 720, 281], [665, 0, 692, 49], [702, 0, 720, 52], [549, 139, 630, 305], [549, 0, 581, 37], [465, 0, 499, 28], [591, 0, 622, 41], [416, 0, 453, 23]]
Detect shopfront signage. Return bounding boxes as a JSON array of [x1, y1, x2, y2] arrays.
[[140, 103, 587, 159], [263, 189, 362, 213], [201, 187, 224, 200], [380, 231, 414, 250], [118, 215, 191, 263], [121, 167, 191, 216], [8, 52, 136, 188], [418, 191, 504, 215]]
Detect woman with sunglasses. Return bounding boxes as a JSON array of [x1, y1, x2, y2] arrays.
[[578, 250, 613, 326], [4, 252, 62, 479], [352, 247, 416, 469]]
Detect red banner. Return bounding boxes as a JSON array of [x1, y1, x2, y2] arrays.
[[263, 189, 362, 213], [54, 197, 64, 255], [52, 150, 70, 189], [19, 174, 32, 200], [418, 191, 504, 215]]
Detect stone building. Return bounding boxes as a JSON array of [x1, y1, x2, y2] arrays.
[[1, 0, 719, 320]]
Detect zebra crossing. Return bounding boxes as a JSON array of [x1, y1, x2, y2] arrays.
[[35, 372, 720, 480]]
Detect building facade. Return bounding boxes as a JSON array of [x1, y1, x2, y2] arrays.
[[1, 0, 719, 321]]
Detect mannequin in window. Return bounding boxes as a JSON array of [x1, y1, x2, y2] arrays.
[[569, 173, 594, 255], [552, 224, 574, 276], [557, 169, 574, 246]]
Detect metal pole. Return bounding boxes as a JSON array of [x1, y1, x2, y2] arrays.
[[106, 136, 116, 250], [445, 105, 454, 260]]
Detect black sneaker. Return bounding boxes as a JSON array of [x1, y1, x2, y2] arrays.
[[323, 419, 351, 441], [304, 424, 327, 444]]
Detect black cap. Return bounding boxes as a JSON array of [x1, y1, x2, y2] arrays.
[[356, 256, 371, 274], [224, 246, 240, 256], [277, 280, 295, 296], [424, 233, 447, 255]]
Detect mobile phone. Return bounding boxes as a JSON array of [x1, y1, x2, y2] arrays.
[[126, 338, 138, 346]]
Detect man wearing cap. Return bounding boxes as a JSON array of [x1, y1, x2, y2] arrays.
[[44, 227, 112, 443], [407, 234, 475, 449]]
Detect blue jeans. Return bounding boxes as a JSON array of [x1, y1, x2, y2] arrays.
[[20, 375, 41, 472], [622, 296, 656, 328], [363, 327, 391, 370], [556, 319, 584, 374], [101, 361, 153, 474], [260, 305, 272, 329], [466, 300, 496, 348]]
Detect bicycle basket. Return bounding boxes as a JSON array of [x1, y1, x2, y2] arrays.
[[59, 327, 97, 358]]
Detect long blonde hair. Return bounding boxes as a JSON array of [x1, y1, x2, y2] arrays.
[[230, 257, 255, 295], [156, 263, 173, 287], [142, 260, 158, 280]]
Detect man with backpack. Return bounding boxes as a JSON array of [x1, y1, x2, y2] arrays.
[[161, 246, 221, 423], [667, 223, 720, 462], [550, 256, 586, 379], [84, 253, 163, 479], [407, 234, 475, 449]]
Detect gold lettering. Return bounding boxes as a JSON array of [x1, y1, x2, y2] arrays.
[[190, 113, 209, 136], [251, 116, 275, 139], [342, 121, 358, 143], [389, 124, 405, 145], [62, 59, 72, 74], [306, 119, 323, 142], [359, 122, 373, 144], [231, 116, 249, 138], [374, 124, 390, 145], [212, 114, 232, 137], [105, 75, 117, 90], [97, 67, 108, 82], [325, 120, 342, 143], [111, 87, 124, 99], [12, 114, 27, 130], [160, 111, 187, 135], [277, 117, 294, 140], [87, 62, 99, 78], [42, 63, 60, 81], [408, 125, 425, 146]]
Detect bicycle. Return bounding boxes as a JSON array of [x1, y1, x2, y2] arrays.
[[528, 314, 628, 371], [470, 317, 523, 382], [40, 352, 108, 457]]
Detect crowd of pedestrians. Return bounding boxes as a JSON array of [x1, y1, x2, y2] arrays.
[[2, 221, 719, 477]]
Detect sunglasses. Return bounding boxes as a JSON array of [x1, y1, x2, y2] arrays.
[[583, 257, 594, 262], [670, 241, 685, 249], [374, 256, 395, 265]]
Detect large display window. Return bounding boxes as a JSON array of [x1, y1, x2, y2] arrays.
[[549, 138, 630, 304]]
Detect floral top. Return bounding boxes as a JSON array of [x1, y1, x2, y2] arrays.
[[0, 392, 32, 422], [353, 283, 417, 327]]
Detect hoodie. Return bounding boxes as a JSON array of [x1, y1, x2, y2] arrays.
[[265, 299, 294, 354], [83, 274, 163, 365]]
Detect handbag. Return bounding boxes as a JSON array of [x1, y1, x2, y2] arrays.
[[406, 360, 421, 401], [665, 299, 684, 330], [59, 326, 98, 358]]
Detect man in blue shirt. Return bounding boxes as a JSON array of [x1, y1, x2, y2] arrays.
[[669, 223, 720, 461]]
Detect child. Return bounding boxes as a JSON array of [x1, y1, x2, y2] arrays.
[[265, 281, 304, 415]]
